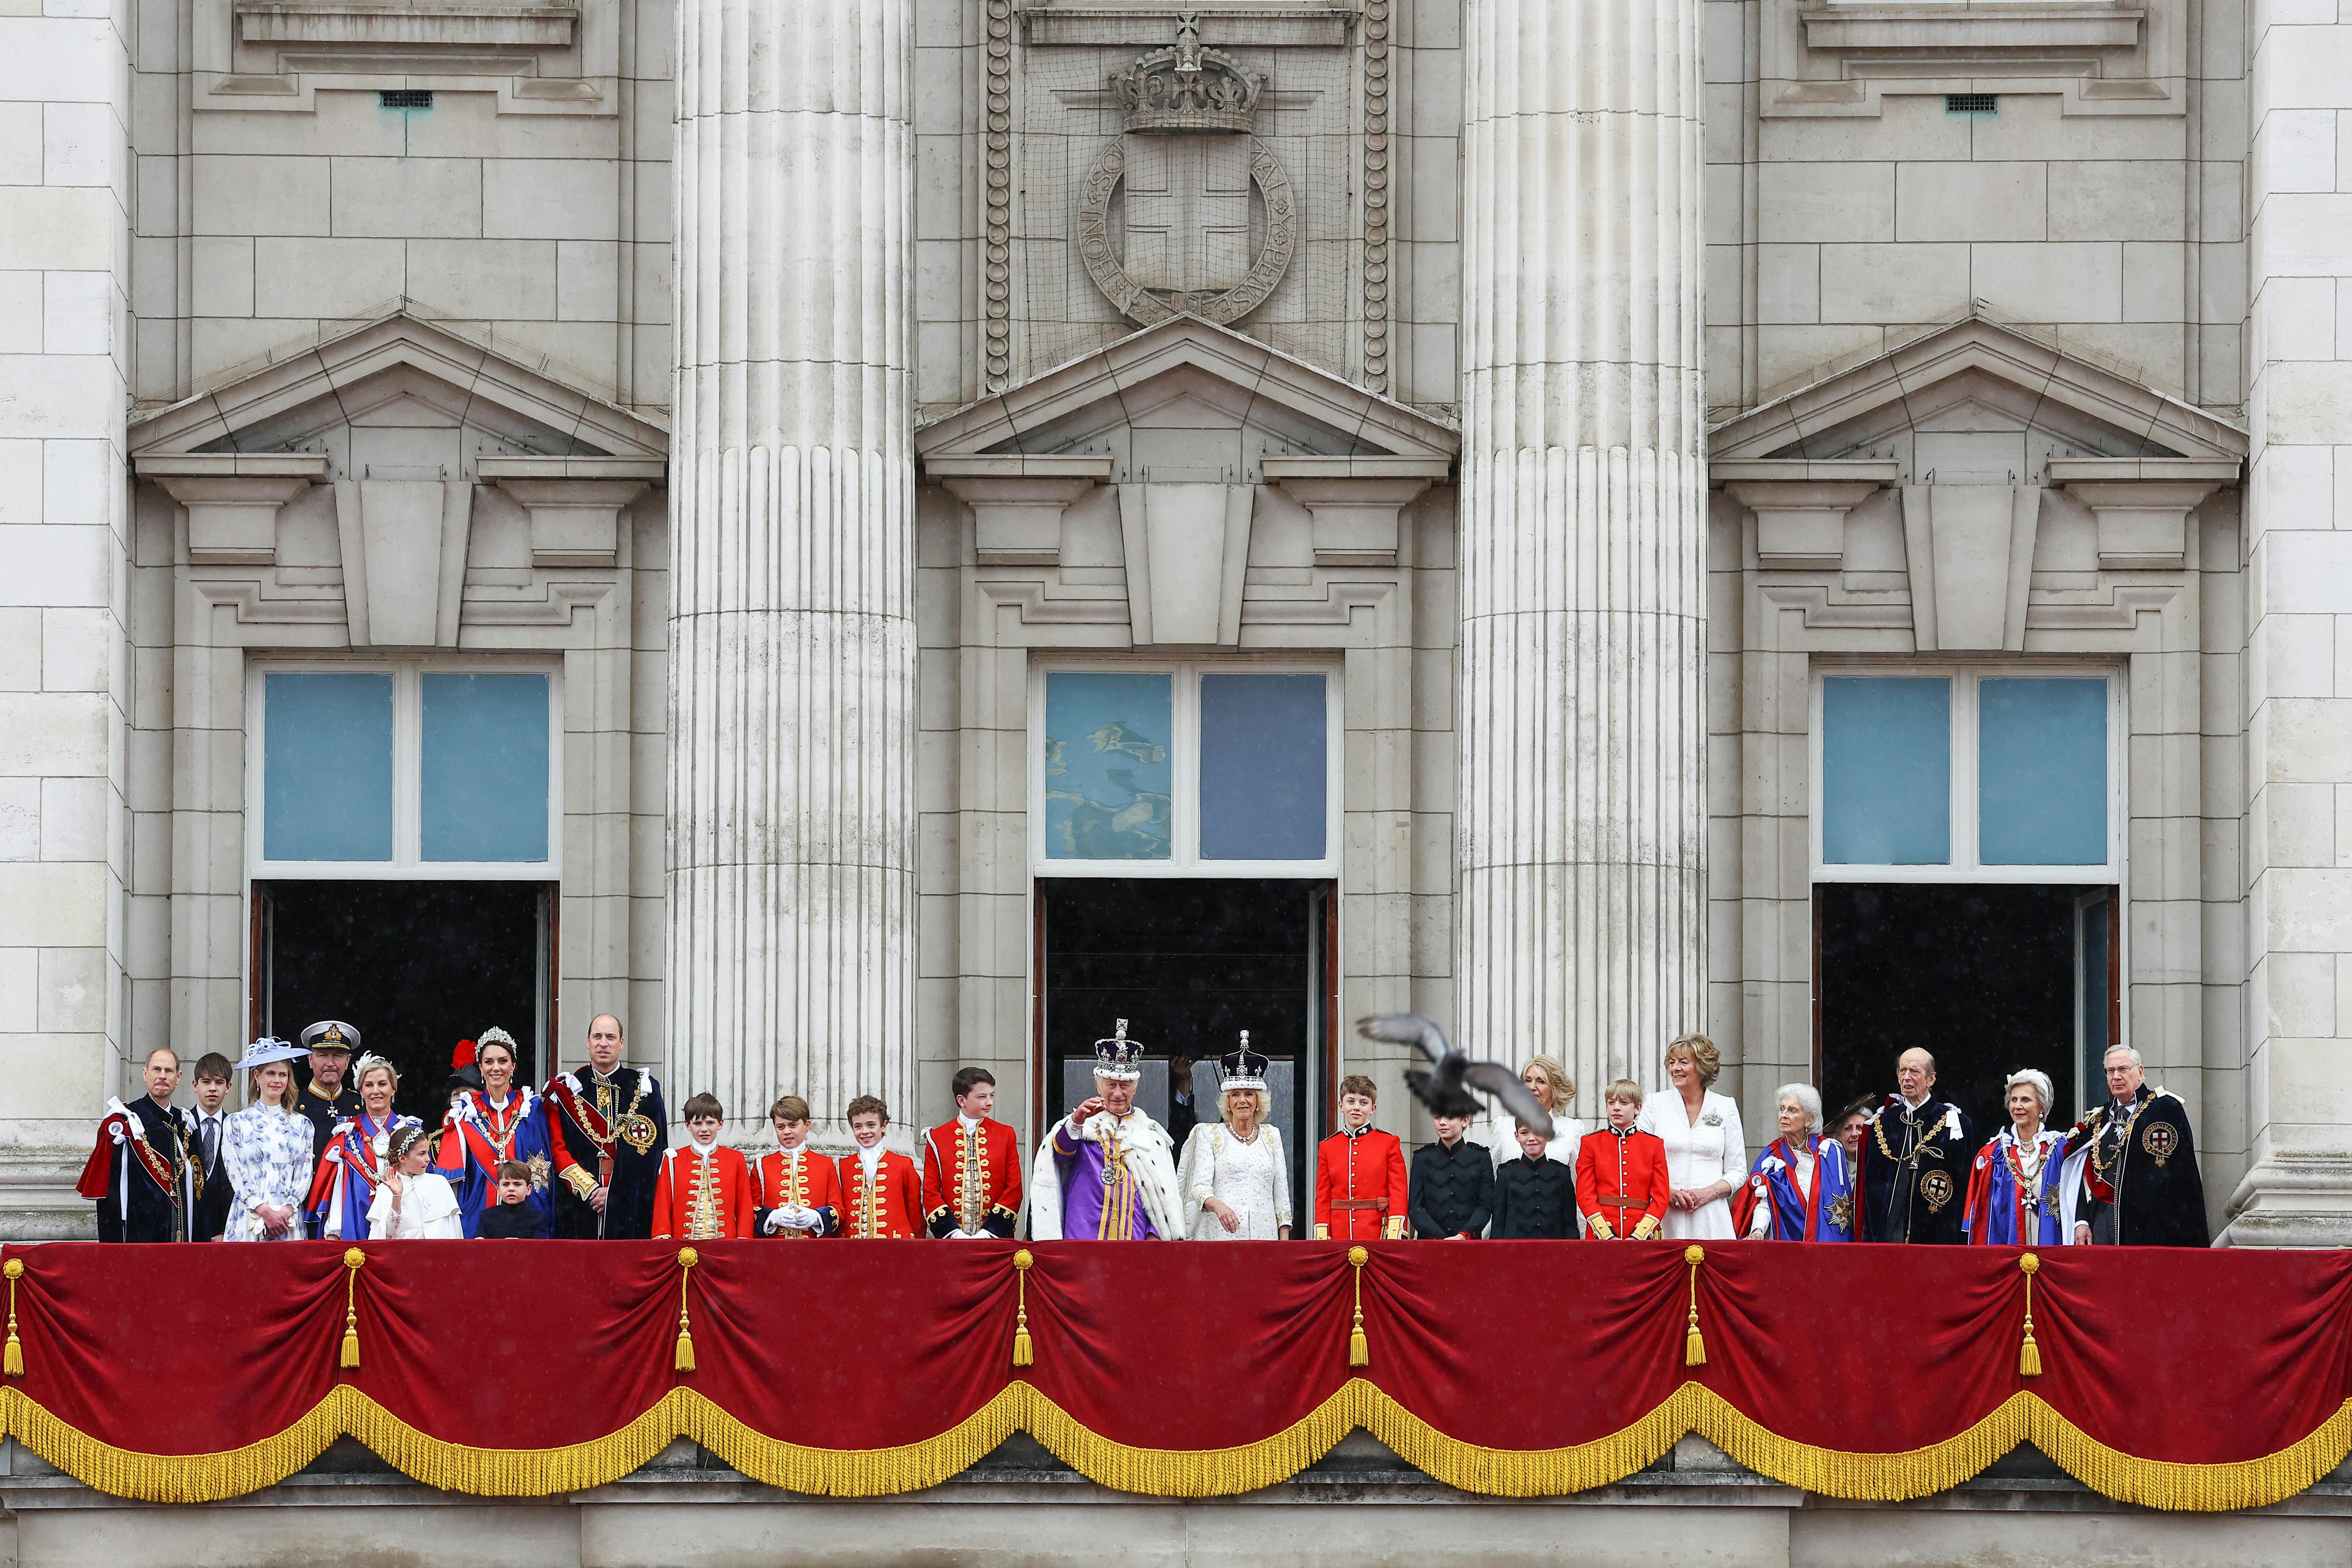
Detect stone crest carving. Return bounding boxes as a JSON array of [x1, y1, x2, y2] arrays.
[[1077, 15, 1295, 328]]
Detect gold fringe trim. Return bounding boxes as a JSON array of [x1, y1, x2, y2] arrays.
[[0, 1384, 349, 1503], [340, 1385, 690, 1496], [2025, 1394, 2352, 1512], [684, 1386, 1028, 1496], [1021, 1381, 1364, 1497], [3, 1380, 2347, 1511], [1361, 1381, 1686, 1496]]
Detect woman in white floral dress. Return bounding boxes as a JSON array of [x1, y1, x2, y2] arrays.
[[1175, 1041, 1292, 1241], [221, 1041, 317, 1242]]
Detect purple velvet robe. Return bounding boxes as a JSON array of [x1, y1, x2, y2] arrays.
[[1050, 1115, 1160, 1240]]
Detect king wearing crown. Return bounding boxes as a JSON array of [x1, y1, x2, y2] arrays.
[[1029, 1020, 1183, 1240]]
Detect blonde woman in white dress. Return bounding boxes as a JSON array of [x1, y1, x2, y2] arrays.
[[220, 1039, 316, 1242], [1637, 1033, 1746, 1241], [1175, 1040, 1292, 1241], [1489, 1054, 1584, 1173]]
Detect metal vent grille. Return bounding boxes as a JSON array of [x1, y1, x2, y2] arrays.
[[379, 89, 434, 109], [1945, 93, 1998, 114]]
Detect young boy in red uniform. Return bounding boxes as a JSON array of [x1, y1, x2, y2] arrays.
[[921, 1067, 1023, 1238], [753, 1094, 841, 1238], [651, 1093, 757, 1240], [1313, 1074, 1409, 1241], [838, 1095, 923, 1239], [1577, 1080, 1670, 1240]]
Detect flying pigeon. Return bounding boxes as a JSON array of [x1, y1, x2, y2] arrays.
[[1356, 1013, 1555, 1140]]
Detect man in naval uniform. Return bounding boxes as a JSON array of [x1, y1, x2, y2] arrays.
[[295, 1020, 365, 1163], [1856, 1047, 1973, 1244], [544, 1013, 668, 1239], [78, 1047, 202, 1242], [1029, 1021, 1181, 1240], [2062, 1045, 2209, 1247]]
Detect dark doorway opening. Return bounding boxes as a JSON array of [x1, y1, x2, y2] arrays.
[[1818, 882, 2111, 1135], [1036, 877, 1328, 1220], [255, 880, 550, 1122]]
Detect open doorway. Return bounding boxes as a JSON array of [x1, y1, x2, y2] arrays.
[[1817, 882, 2116, 1134], [253, 880, 552, 1122], [1035, 877, 1330, 1220]]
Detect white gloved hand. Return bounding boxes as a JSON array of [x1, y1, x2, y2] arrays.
[[763, 1209, 790, 1235], [790, 1206, 824, 1232]]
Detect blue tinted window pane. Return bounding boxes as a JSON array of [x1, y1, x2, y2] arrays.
[[264, 673, 393, 862], [1980, 677, 2107, 865], [1044, 673, 1173, 860], [1200, 673, 1327, 860], [1822, 677, 1951, 865], [421, 673, 551, 862]]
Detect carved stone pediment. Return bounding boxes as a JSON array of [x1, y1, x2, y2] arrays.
[[920, 314, 1454, 645], [1711, 314, 2243, 651], [131, 310, 667, 645]]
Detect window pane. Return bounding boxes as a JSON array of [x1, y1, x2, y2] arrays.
[[1044, 672, 1173, 860], [1821, 677, 1951, 865], [263, 673, 393, 862], [421, 673, 551, 862], [1980, 677, 2107, 865], [1200, 673, 1327, 860]]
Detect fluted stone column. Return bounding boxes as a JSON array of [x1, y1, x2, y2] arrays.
[[669, 0, 917, 1144], [1455, 0, 1709, 1111]]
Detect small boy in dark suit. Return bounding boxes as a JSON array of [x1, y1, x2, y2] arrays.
[[1490, 1121, 1579, 1239], [474, 1160, 549, 1239]]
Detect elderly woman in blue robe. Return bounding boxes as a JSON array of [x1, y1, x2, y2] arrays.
[[1731, 1083, 1854, 1241], [1963, 1067, 2071, 1247]]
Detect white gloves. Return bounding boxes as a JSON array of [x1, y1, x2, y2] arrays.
[[764, 1205, 824, 1235], [947, 1228, 987, 1240]]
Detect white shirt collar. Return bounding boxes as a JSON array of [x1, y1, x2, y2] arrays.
[[858, 1144, 882, 1173], [957, 1112, 981, 1132], [1900, 1092, 1932, 1114], [689, 1132, 720, 1156]]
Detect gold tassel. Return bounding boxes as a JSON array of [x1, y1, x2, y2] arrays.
[[1683, 1246, 1708, 1367], [2017, 1253, 2042, 1377], [1347, 1245, 1370, 1367], [339, 1249, 365, 1370], [4, 1257, 23, 1378], [674, 1248, 699, 1373], [1011, 1249, 1035, 1368]]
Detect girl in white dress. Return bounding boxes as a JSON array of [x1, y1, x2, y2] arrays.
[[221, 1042, 315, 1242], [1637, 1033, 1746, 1241], [1176, 1042, 1292, 1241], [368, 1124, 464, 1240]]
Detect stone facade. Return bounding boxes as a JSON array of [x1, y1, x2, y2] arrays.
[[0, 0, 2343, 1253]]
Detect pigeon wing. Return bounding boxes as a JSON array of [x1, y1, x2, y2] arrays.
[[1356, 1013, 1451, 1064], [1463, 1061, 1555, 1141]]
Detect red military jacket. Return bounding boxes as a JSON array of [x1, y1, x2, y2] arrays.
[[837, 1148, 924, 1240], [650, 1143, 757, 1241], [920, 1116, 1023, 1238], [751, 1146, 842, 1238], [1313, 1126, 1409, 1241], [1576, 1126, 1671, 1239]]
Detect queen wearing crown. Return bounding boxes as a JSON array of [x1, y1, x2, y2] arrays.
[[1029, 1021, 1183, 1240], [1174, 1036, 1292, 1241]]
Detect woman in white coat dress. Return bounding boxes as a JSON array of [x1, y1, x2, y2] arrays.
[[1637, 1033, 1746, 1241], [1174, 1042, 1292, 1241]]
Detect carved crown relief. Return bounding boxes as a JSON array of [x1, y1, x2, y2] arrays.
[[1076, 15, 1296, 329]]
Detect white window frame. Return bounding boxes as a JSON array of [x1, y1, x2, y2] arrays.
[[1809, 663, 2125, 885], [246, 656, 564, 881], [1027, 658, 1343, 880]]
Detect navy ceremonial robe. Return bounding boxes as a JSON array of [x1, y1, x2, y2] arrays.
[[1856, 1096, 1973, 1244]]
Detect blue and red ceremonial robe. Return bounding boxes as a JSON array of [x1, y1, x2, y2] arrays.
[[1962, 1128, 2069, 1246], [307, 1111, 422, 1242], [1731, 1134, 1853, 1241]]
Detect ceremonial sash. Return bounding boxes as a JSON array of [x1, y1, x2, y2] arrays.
[[76, 1103, 181, 1202], [547, 1076, 618, 1152], [441, 1090, 534, 1176]]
